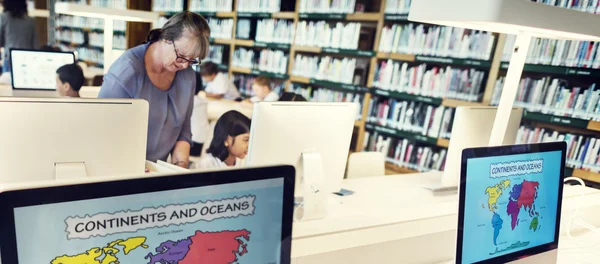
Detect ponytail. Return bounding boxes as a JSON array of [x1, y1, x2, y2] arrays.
[[145, 29, 163, 43]]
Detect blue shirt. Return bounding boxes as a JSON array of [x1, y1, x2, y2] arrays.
[[98, 43, 195, 162]]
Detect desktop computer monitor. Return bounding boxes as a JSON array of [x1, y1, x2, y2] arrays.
[[456, 142, 566, 264], [428, 106, 523, 192], [10, 49, 76, 91], [0, 97, 149, 184], [246, 102, 357, 194], [0, 165, 295, 264]]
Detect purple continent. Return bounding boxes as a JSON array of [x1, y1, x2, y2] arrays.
[[145, 238, 192, 264]]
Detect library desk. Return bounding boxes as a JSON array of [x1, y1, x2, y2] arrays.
[[291, 173, 600, 263], [206, 98, 253, 121], [0, 84, 100, 98]]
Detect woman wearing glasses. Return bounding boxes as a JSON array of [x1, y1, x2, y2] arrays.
[[98, 12, 210, 168]]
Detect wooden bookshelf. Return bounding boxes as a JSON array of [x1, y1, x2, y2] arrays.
[[588, 121, 600, 132], [234, 39, 254, 47], [346, 12, 381, 21], [272, 12, 296, 19], [385, 163, 419, 175], [230, 66, 252, 74], [289, 75, 310, 84]]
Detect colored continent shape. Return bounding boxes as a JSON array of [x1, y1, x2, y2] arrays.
[[530, 217, 539, 231], [51, 237, 148, 264], [518, 180, 540, 217], [506, 183, 522, 230], [145, 238, 193, 264], [180, 230, 251, 264], [485, 180, 511, 212], [491, 213, 503, 246]]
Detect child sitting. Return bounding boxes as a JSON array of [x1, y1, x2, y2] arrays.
[[249, 76, 279, 102], [197, 110, 251, 169], [56, 63, 84, 97]]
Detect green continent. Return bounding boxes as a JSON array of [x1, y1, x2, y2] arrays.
[[529, 217, 539, 231]]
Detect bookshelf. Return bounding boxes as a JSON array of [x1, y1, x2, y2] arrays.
[[129, 0, 600, 183]]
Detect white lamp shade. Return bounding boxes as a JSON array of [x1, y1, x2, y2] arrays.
[[409, 0, 600, 41], [55, 3, 159, 22]]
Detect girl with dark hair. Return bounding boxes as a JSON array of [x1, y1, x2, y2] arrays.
[[197, 110, 251, 169], [98, 12, 211, 168], [0, 0, 37, 72]]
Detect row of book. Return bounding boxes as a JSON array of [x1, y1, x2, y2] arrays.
[[54, 30, 127, 50], [59, 44, 104, 66], [56, 15, 126, 32], [385, 0, 412, 14], [206, 45, 225, 65], [232, 48, 289, 74], [298, 0, 356, 14], [294, 21, 362, 50], [237, 0, 281, 13], [492, 76, 600, 121], [502, 35, 600, 69], [516, 125, 600, 173], [364, 132, 447, 172], [291, 55, 357, 84], [366, 97, 454, 139], [89, 33, 127, 50], [89, 0, 127, 8], [152, 0, 184, 12], [373, 60, 487, 102], [189, 0, 234, 12], [234, 74, 285, 98], [533, 0, 600, 13], [292, 85, 364, 120], [208, 18, 234, 39], [378, 24, 495, 61], [255, 19, 294, 44]]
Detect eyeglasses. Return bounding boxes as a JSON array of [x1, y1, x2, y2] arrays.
[[171, 41, 199, 65]]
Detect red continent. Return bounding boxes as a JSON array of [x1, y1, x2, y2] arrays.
[[179, 230, 251, 264], [517, 180, 539, 213]]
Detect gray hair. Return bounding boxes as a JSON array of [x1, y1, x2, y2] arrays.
[[146, 11, 211, 60]]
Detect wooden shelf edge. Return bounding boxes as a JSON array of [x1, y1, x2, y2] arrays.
[[437, 138, 450, 148], [572, 169, 600, 184], [346, 12, 380, 21], [272, 12, 296, 19], [289, 75, 310, 84], [376, 52, 416, 62], [442, 99, 485, 108], [212, 38, 233, 45], [354, 120, 364, 127], [294, 45, 322, 53], [385, 162, 419, 175], [216, 11, 236, 17], [234, 39, 254, 47], [230, 66, 252, 74], [587, 120, 600, 132]]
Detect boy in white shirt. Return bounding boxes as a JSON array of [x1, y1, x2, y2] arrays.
[[249, 76, 279, 103], [200, 62, 241, 100]]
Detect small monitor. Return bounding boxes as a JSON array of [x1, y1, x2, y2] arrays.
[[246, 102, 357, 194], [10, 48, 76, 90], [0, 166, 295, 264], [0, 97, 148, 183], [426, 106, 523, 192], [456, 142, 566, 264]]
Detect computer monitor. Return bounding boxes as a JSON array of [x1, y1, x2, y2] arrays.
[[0, 165, 295, 264], [0, 97, 149, 183], [10, 48, 76, 90], [246, 102, 357, 195], [426, 106, 523, 192], [456, 142, 566, 264]]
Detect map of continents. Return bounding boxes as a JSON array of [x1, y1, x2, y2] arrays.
[[145, 229, 251, 264], [484, 179, 540, 253], [51, 237, 148, 264]]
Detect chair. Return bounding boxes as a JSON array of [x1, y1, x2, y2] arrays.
[[346, 152, 385, 179]]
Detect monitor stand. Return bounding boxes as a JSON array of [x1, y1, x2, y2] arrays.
[[421, 170, 458, 195], [54, 162, 88, 180], [295, 151, 328, 221]]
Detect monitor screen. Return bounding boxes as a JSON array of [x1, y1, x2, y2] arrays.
[[460, 149, 563, 263], [10, 49, 75, 90], [11, 177, 285, 264]]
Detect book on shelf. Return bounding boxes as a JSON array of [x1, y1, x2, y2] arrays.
[[208, 18, 234, 39], [232, 48, 288, 74], [366, 97, 454, 139], [237, 0, 281, 13], [207, 45, 225, 65], [373, 60, 486, 102], [502, 34, 600, 69], [152, 0, 184, 12], [532, 0, 600, 13], [384, 0, 412, 14], [298, 0, 356, 14], [189, 0, 234, 12], [492, 76, 600, 121], [292, 54, 357, 84], [234, 74, 285, 98], [294, 21, 361, 49], [364, 132, 447, 172], [256, 19, 294, 44], [516, 125, 600, 173], [237, 19, 252, 39], [292, 84, 364, 120], [378, 23, 495, 61]]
